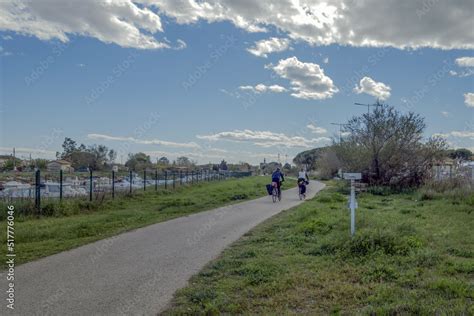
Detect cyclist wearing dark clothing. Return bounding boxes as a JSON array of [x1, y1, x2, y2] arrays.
[[271, 168, 285, 197]]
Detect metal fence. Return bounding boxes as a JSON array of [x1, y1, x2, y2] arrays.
[[0, 169, 252, 210]]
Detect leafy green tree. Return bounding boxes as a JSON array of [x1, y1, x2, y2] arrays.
[[158, 156, 170, 166], [176, 156, 192, 167], [447, 148, 472, 161], [125, 152, 153, 171]]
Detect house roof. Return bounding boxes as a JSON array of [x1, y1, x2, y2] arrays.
[[49, 160, 71, 165]]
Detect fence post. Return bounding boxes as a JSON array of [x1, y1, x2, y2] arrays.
[[35, 169, 41, 211], [89, 169, 93, 202], [164, 171, 168, 189], [112, 170, 115, 199], [59, 169, 63, 201], [129, 170, 132, 194], [186, 170, 189, 185], [180, 170, 183, 186], [144, 170, 147, 191], [155, 169, 158, 191], [173, 172, 176, 189]]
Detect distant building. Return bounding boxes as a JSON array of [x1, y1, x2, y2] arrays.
[[47, 160, 74, 172]]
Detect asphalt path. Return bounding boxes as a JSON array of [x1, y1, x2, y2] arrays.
[[0, 180, 325, 315]]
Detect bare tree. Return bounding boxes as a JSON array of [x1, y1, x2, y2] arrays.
[[334, 105, 446, 187]]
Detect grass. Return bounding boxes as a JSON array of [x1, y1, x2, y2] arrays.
[[0, 176, 292, 268], [164, 181, 474, 315]]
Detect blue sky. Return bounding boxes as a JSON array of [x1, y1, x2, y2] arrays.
[[0, 1, 473, 164]]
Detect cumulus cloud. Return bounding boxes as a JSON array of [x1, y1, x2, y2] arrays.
[[451, 57, 474, 77], [456, 57, 474, 67], [464, 93, 474, 107], [306, 123, 327, 134], [197, 129, 330, 148], [239, 84, 287, 94], [3, 1, 472, 50], [0, 0, 168, 49], [144, 0, 473, 50], [266, 56, 338, 100], [87, 133, 200, 148], [353, 77, 391, 101], [247, 37, 291, 58]]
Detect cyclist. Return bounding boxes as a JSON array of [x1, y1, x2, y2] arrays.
[[297, 168, 309, 198], [298, 168, 309, 183], [271, 167, 285, 198]]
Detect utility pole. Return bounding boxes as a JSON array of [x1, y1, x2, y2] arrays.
[[354, 99, 383, 114], [13, 147, 16, 171], [330, 123, 347, 143]]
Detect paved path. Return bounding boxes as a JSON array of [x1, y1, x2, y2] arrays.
[[1, 181, 325, 315]]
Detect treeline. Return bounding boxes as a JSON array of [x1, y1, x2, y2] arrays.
[[54, 138, 252, 172], [295, 104, 472, 188]]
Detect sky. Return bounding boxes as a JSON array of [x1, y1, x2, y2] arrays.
[[0, 0, 473, 165]]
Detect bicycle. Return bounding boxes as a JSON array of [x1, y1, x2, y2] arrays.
[[272, 182, 281, 202], [297, 179, 308, 200]]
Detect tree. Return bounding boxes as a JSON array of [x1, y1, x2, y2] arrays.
[[108, 149, 117, 163], [125, 152, 152, 171], [334, 105, 446, 187], [447, 148, 472, 161], [56, 137, 115, 170], [219, 159, 228, 171], [57, 137, 77, 159], [158, 156, 170, 166], [176, 156, 192, 167], [293, 147, 327, 170]]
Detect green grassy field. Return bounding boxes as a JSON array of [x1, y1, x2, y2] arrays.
[[165, 182, 474, 315], [0, 176, 291, 268]]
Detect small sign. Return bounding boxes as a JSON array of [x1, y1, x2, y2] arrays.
[[343, 172, 362, 180]]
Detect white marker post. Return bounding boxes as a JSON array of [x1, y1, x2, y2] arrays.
[[343, 173, 361, 237]]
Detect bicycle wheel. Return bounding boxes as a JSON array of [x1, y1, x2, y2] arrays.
[[278, 188, 282, 201], [272, 187, 278, 203]]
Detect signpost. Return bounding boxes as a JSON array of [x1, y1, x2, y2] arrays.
[[343, 173, 361, 237]]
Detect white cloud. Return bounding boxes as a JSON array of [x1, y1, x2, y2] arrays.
[[247, 37, 291, 58], [4, 1, 471, 50], [441, 111, 450, 117], [0, 147, 56, 159], [266, 56, 338, 100], [323, 57, 329, 64], [197, 129, 330, 148], [0, 0, 168, 49], [451, 57, 474, 77], [174, 39, 187, 50], [455, 57, 474, 67], [353, 77, 391, 101], [239, 84, 287, 94], [306, 123, 327, 134], [465, 93, 474, 107], [144, 0, 473, 50], [87, 133, 200, 148], [433, 131, 474, 139]]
